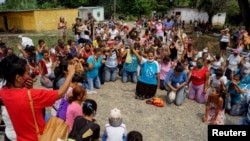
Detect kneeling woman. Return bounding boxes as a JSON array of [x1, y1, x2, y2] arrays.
[[164, 63, 188, 106], [132, 46, 160, 100]]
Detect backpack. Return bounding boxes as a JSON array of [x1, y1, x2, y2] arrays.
[[56, 87, 72, 121], [146, 97, 165, 107]]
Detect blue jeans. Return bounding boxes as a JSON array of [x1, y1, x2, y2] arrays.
[[104, 66, 117, 82], [122, 70, 137, 83], [40, 73, 55, 88], [165, 85, 186, 106], [87, 76, 101, 91], [229, 101, 248, 116]]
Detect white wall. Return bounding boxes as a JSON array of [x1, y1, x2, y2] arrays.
[[78, 7, 104, 22], [212, 12, 226, 26], [93, 7, 104, 22], [168, 8, 209, 23]]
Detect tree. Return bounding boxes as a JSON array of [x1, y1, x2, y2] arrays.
[[189, 0, 228, 24], [1, 0, 37, 10], [238, 0, 250, 32], [131, 0, 153, 18]]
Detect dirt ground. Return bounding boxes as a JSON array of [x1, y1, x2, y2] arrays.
[[36, 77, 242, 141]]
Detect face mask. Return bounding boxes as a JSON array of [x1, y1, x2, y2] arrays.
[[148, 59, 154, 63], [197, 63, 203, 69]]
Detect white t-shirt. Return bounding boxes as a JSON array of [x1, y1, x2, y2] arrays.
[[1, 106, 16, 140], [109, 29, 119, 40], [227, 54, 241, 69], [45, 60, 53, 77], [211, 58, 224, 69], [210, 74, 227, 88], [196, 51, 211, 60], [103, 123, 127, 141]]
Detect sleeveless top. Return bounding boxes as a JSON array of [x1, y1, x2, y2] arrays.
[[220, 34, 229, 42]]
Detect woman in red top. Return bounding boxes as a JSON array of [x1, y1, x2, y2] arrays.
[[0, 54, 75, 141], [187, 57, 209, 103], [80, 43, 93, 61]]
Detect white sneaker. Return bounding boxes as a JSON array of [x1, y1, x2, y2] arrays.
[[87, 90, 92, 95], [91, 90, 97, 94]]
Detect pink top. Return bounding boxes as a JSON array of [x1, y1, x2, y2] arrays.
[[156, 24, 164, 34], [66, 102, 83, 132], [160, 61, 171, 80]]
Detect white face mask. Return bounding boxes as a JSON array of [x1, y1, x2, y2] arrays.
[[148, 59, 154, 63]]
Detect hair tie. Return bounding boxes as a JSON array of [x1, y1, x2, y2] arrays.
[[85, 102, 93, 111]]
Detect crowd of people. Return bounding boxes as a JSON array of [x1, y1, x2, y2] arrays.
[[0, 13, 250, 141]]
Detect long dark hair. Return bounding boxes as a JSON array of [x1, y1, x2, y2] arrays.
[[53, 57, 68, 90], [214, 87, 226, 109], [0, 54, 27, 87]]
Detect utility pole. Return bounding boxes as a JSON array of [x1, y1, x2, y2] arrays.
[[114, 0, 116, 21]]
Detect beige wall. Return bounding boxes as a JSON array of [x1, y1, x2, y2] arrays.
[[34, 9, 78, 32], [0, 11, 35, 32], [0, 8, 78, 32]]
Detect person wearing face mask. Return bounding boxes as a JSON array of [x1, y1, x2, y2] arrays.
[[131, 45, 160, 100], [224, 49, 241, 80], [187, 57, 209, 104], [68, 99, 100, 141]]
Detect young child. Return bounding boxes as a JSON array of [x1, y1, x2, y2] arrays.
[[102, 108, 127, 141], [202, 87, 226, 125], [66, 85, 87, 132], [127, 131, 143, 141]]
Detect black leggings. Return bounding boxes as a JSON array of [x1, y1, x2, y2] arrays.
[[4, 134, 11, 141]]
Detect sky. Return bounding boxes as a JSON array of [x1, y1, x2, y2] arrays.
[[0, 0, 5, 4]]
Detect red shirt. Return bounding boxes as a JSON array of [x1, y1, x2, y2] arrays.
[[191, 66, 209, 85], [82, 48, 93, 60], [0, 88, 58, 141]]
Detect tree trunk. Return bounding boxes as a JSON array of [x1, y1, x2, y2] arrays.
[[207, 12, 213, 25], [238, 0, 250, 33]]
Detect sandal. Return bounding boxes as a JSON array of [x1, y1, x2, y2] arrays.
[[145, 99, 154, 104]]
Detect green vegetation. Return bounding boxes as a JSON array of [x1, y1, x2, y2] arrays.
[[0, 29, 74, 53], [0, 0, 250, 31]]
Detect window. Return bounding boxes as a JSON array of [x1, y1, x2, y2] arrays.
[[97, 12, 100, 17]]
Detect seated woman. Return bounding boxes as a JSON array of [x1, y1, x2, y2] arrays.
[[103, 41, 119, 82], [132, 47, 160, 100], [86, 48, 103, 94], [210, 54, 225, 75], [120, 46, 139, 83], [226, 73, 248, 116], [164, 63, 188, 106], [159, 56, 172, 90], [38, 50, 55, 88], [187, 57, 209, 104], [202, 87, 226, 125], [206, 69, 227, 101]]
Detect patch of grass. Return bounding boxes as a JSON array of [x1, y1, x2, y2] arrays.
[[0, 29, 74, 53]]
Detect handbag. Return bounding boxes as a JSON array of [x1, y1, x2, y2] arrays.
[[27, 89, 69, 141], [68, 116, 94, 141]]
